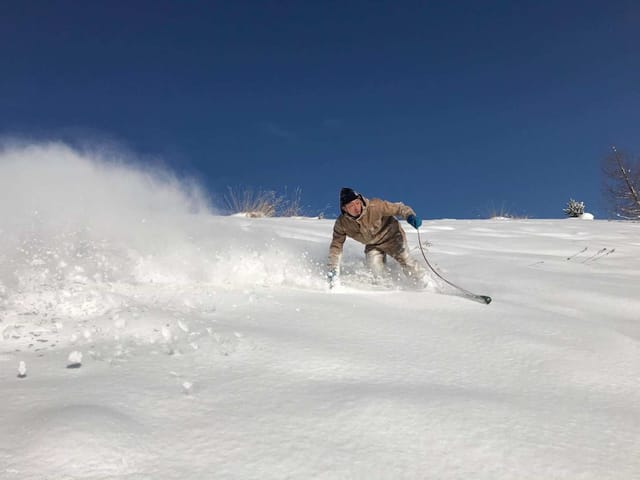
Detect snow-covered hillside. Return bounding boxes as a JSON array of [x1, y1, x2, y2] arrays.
[[1, 144, 639, 479]]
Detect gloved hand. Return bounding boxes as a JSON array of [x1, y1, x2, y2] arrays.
[[407, 214, 422, 229], [327, 269, 339, 289]]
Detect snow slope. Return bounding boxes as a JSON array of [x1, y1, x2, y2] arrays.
[[1, 144, 639, 479]]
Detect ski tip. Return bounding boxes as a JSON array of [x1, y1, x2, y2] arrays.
[[469, 294, 492, 304]]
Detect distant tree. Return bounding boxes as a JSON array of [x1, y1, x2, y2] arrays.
[[602, 147, 640, 220], [563, 199, 585, 217]]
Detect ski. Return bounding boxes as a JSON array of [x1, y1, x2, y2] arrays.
[[462, 293, 492, 304], [473, 294, 492, 304]]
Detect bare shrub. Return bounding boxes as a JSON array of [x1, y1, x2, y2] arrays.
[[603, 147, 640, 219], [486, 202, 528, 220], [280, 187, 303, 217], [224, 187, 282, 217], [224, 186, 305, 217], [563, 199, 585, 217]]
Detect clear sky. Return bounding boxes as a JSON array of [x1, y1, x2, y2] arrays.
[[2, 0, 639, 219]]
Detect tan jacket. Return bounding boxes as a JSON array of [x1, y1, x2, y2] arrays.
[[328, 197, 415, 270]]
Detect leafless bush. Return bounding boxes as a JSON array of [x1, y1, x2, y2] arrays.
[[224, 187, 282, 217], [224, 186, 305, 217], [563, 199, 585, 217], [486, 202, 528, 220], [280, 187, 303, 217], [603, 147, 640, 219]]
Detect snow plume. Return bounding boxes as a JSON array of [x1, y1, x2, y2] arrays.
[[0, 141, 323, 352], [1, 140, 208, 228], [0, 141, 212, 286]]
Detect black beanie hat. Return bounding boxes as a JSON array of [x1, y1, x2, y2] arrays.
[[340, 187, 360, 208]]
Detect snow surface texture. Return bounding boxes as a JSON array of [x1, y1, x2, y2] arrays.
[[1, 143, 640, 479]]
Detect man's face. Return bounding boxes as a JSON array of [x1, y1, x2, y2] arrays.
[[343, 198, 363, 217]]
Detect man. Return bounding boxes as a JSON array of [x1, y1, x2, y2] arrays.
[[327, 187, 425, 288]]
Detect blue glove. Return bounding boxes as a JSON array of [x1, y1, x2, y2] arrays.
[[407, 214, 422, 229], [327, 269, 338, 289]]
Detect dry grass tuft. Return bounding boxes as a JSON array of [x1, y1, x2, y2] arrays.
[[224, 186, 305, 217]]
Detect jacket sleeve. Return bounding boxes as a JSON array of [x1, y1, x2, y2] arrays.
[[327, 219, 347, 271], [377, 200, 416, 219]]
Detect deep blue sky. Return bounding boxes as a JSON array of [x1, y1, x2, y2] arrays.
[[2, 1, 639, 218]]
